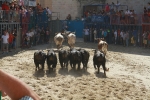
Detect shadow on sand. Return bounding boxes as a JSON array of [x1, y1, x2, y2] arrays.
[[45, 68, 57, 77], [94, 70, 107, 78], [33, 69, 45, 77], [58, 66, 91, 77]]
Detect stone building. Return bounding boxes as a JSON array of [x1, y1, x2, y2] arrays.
[[37, 0, 150, 20]]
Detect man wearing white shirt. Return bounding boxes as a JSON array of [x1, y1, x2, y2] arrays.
[[26, 31, 30, 46], [29, 30, 34, 47], [83, 27, 89, 42], [125, 9, 130, 24], [1, 30, 9, 53], [114, 30, 117, 44], [47, 7, 52, 20], [120, 30, 124, 44]]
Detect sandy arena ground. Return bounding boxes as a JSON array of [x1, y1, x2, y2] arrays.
[[1, 39, 150, 100]]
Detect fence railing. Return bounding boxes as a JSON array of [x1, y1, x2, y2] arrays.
[[84, 14, 150, 25]]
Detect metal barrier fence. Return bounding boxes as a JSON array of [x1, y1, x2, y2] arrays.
[[110, 14, 142, 25], [0, 10, 20, 22], [85, 14, 150, 25], [84, 22, 143, 45]]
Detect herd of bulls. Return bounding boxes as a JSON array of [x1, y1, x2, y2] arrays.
[[34, 48, 109, 76], [34, 31, 109, 76]]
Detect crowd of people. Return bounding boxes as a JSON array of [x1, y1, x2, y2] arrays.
[[22, 26, 51, 48], [84, 1, 150, 24], [0, 0, 53, 52], [0, 26, 52, 53], [83, 27, 150, 48], [0, 0, 52, 23], [0, 29, 17, 53]]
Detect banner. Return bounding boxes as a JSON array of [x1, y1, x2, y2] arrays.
[[91, 15, 105, 23], [29, 0, 36, 6]]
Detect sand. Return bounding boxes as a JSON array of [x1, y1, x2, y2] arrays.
[[0, 41, 150, 100]]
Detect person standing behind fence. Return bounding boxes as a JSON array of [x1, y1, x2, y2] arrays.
[[83, 27, 89, 42], [89, 28, 92, 42], [29, 29, 34, 47], [93, 28, 97, 43], [36, 27, 41, 45], [1, 30, 9, 53], [148, 32, 150, 48], [46, 7, 52, 21], [142, 31, 147, 48], [98, 28, 102, 38], [40, 27, 45, 44], [101, 29, 104, 38], [120, 30, 124, 45], [123, 32, 127, 47], [114, 30, 117, 44], [26, 31, 30, 47], [103, 29, 107, 42], [126, 31, 129, 47], [117, 29, 121, 44], [45, 27, 50, 43], [12, 29, 17, 50], [8, 31, 14, 52]]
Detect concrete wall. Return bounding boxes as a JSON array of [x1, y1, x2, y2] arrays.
[[52, 0, 80, 20], [36, 0, 150, 20]]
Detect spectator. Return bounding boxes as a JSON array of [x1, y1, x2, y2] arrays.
[[114, 30, 117, 44], [66, 14, 71, 20], [130, 10, 135, 24], [40, 27, 45, 44], [117, 28, 121, 44], [120, 10, 125, 24], [148, 10, 150, 22], [8, 31, 14, 52], [125, 9, 130, 24], [126, 31, 129, 47], [89, 28, 92, 42], [12, 29, 17, 50], [110, 2, 115, 13], [137, 32, 141, 47], [148, 32, 150, 48], [143, 31, 147, 48], [143, 7, 148, 23], [29, 29, 34, 47], [101, 29, 104, 38], [131, 35, 135, 46], [1, 30, 9, 53], [120, 30, 124, 44], [123, 32, 126, 46], [103, 29, 108, 42], [26, 31, 30, 47], [98, 28, 102, 38], [116, 0, 120, 11], [45, 27, 50, 43], [83, 27, 89, 42], [36, 27, 41, 45], [93, 28, 97, 43], [46, 7, 52, 21], [105, 3, 110, 13], [148, 2, 150, 11], [132, 29, 138, 46]]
